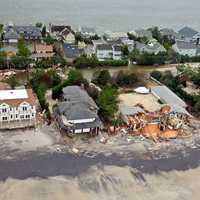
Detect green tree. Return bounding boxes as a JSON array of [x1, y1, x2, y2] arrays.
[[75, 32, 83, 44], [150, 70, 162, 81], [42, 26, 47, 37], [97, 86, 118, 120], [194, 96, 200, 113], [92, 70, 112, 87], [0, 24, 3, 36], [0, 52, 7, 69], [52, 69, 88, 99], [35, 22, 43, 28], [6, 75, 18, 89], [122, 45, 129, 56], [43, 34, 55, 45], [115, 70, 138, 86], [17, 39, 31, 57]]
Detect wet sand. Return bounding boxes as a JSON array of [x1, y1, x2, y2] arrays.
[[1, 165, 200, 200], [0, 144, 200, 181]]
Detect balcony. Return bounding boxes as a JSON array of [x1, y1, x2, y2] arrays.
[[0, 119, 36, 130]]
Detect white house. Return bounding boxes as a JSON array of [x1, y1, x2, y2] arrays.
[[96, 44, 113, 61], [95, 44, 123, 61], [104, 31, 128, 40], [0, 89, 37, 129], [113, 45, 122, 60], [49, 24, 75, 43], [79, 26, 97, 37], [172, 41, 197, 57], [61, 29, 76, 44]]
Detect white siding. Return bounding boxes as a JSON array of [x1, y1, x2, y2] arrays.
[[0, 101, 36, 122], [68, 118, 95, 124]]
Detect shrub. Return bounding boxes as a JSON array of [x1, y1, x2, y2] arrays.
[[150, 70, 162, 81]]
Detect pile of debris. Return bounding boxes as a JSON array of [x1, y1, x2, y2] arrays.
[[109, 105, 191, 142]]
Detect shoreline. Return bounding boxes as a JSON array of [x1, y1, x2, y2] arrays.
[[0, 142, 200, 182]]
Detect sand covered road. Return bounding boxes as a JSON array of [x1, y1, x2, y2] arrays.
[[0, 165, 200, 200]]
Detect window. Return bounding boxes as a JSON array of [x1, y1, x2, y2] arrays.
[[25, 115, 30, 119], [2, 108, 7, 113], [22, 106, 27, 111], [20, 115, 24, 119], [2, 117, 7, 121], [10, 115, 13, 119], [16, 114, 18, 118]]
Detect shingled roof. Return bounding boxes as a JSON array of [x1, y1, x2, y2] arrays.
[[178, 26, 198, 38], [0, 89, 37, 107]]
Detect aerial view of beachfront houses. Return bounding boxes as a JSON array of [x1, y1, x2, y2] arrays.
[[0, 0, 200, 200]]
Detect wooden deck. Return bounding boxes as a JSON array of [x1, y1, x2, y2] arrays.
[[0, 119, 36, 130]]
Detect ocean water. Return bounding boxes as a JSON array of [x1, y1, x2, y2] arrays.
[[0, 0, 199, 32]]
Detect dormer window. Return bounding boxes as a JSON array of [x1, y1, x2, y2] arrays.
[[2, 108, 7, 113], [22, 107, 27, 111]]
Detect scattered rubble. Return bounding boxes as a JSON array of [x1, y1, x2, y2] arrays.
[[110, 105, 192, 142]]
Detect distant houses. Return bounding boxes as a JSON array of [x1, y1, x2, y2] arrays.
[[178, 26, 199, 43], [31, 44, 54, 60], [49, 24, 75, 43], [160, 28, 182, 41], [0, 88, 37, 129], [79, 26, 97, 38], [134, 28, 153, 39], [54, 86, 101, 135], [135, 40, 166, 55], [63, 43, 84, 62], [95, 44, 122, 61], [172, 41, 199, 57], [103, 31, 128, 41], [3, 24, 42, 43]]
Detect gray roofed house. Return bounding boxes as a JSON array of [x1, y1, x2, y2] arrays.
[[4, 25, 42, 42], [79, 26, 96, 37], [172, 41, 198, 57], [151, 85, 187, 108], [4, 30, 20, 41], [50, 24, 72, 34], [96, 44, 113, 51], [135, 29, 153, 39], [62, 86, 98, 110], [55, 86, 101, 134], [135, 40, 166, 55], [175, 41, 197, 49], [63, 43, 84, 61], [119, 104, 144, 116], [113, 45, 122, 52], [178, 26, 198, 42], [160, 28, 182, 41], [119, 104, 145, 124]]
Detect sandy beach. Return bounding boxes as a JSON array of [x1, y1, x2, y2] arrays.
[[1, 166, 200, 200], [0, 123, 200, 199]]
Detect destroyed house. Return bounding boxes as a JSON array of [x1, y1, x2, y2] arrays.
[[151, 86, 190, 116], [151, 86, 187, 108], [55, 86, 101, 134], [119, 104, 145, 124]]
